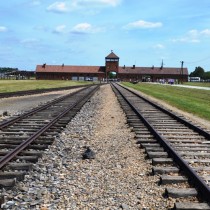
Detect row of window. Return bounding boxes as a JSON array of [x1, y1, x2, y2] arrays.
[[106, 59, 119, 61]]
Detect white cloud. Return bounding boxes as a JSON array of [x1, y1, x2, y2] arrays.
[[200, 29, 210, 36], [53, 24, 67, 34], [75, 0, 121, 7], [71, 23, 103, 34], [20, 38, 39, 44], [46, 2, 69, 13], [50, 22, 104, 35], [123, 20, 162, 30], [172, 29, 210, 43], [99, 0, 121, 7], [0, 26, 8, 32], [46, 0, 121, 13], [172, 37, 200, 43], [154, 44, 165, 49]]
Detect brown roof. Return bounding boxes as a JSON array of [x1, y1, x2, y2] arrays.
[[36, 65, 105, 74], [118, 66, 188, 75], [36, 65, 188, 75], [105, 51, 119, 59]]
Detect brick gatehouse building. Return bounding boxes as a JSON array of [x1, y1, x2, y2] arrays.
[[36, 51, 188, 82]]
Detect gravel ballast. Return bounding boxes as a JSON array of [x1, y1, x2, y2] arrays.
[[1, 84, 173, 209]]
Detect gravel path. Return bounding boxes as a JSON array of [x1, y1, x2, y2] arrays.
[[0, 88, 82, 117], [153, 83, 210, 90], [0, 84, 171, 209], [173, 84, 210, 90]]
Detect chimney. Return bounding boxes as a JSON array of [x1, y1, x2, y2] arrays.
[[132, 65, 135, 69], [151, 65, 154, 69], [42, 63, 46, 68], [160, 59, 164, 69], [62, 63, 64, 67], [123, 65, 125, 69]]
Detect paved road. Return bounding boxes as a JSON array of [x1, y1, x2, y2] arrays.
[[153, 82, 210, 90], [173, 84, 210, 90]]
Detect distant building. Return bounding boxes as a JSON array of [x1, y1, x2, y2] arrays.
[[36, 51, 188, 82], [188, 77, 200, 82]]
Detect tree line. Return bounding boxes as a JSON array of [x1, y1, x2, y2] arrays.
[[0, 67, 18, 73], [189, 66, 210, 80]]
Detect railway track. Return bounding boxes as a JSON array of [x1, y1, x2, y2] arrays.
[[0, 85, 99, 201], [111, 83, 210, 210], [0, 84, 92, 99]]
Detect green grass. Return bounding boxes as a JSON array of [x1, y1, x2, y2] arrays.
[[122, 82, 210, 121], [0, 80, 92, 93], [183, 82, 210, 87]]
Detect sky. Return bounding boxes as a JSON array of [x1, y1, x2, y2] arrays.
[[1, 0, 210, 73]]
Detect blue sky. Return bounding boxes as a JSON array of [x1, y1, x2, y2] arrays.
[[1, 0, 210, 73]]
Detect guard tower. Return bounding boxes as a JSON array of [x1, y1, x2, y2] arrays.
[[105, 51, 119, 74]]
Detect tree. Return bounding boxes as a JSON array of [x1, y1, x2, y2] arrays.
[[190, 66, 205, 78], [0, 67, 18, 73], [108, 72, 117, 79], [203, 71, 210, 80]]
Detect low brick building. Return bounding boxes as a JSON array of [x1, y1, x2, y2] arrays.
[[36, 51, 188, 82]]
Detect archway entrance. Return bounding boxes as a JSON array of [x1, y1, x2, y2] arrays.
[[142, 75, 151, 82], [108, 71, 117, 81]]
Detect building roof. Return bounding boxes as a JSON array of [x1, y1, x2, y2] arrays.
[[36, 65, 188, 75], [105, 51, 119, 59], [118, 66, 188, 75], [36, 65, 105, 74]]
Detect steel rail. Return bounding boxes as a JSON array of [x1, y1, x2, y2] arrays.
[[0, 86, 89, 129], [111, 83, 210, 203], [0, 85, 99, 169], [118, 83, 210, 139]]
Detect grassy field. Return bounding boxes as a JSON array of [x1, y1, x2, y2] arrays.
[[183, 82, 210, 87], [0, 80, 93, 93], [122, 82, 210, 121]]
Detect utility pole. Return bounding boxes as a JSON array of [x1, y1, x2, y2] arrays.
[[180, 61, 184, 84]]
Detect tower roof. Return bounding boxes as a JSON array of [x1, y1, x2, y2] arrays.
[[105, 51, 119, 59]]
